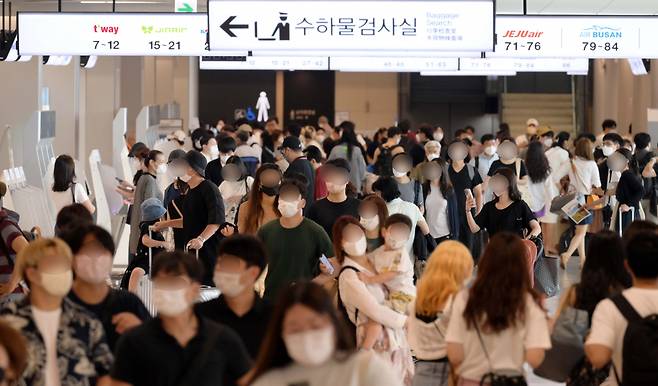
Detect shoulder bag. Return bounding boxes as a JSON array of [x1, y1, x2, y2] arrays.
[[475, 323, 527, 386]]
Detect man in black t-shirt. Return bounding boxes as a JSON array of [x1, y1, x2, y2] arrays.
[[307, 159, 360, 239], [281, 136, 315, 209], [112, 252, 251, 386], [59, 224, 150, 351], [206, 136, 237, 187], [197, 235, 272, 358]]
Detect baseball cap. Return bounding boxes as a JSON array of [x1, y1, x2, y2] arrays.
[[168, 130, 186, 142], [279, 136, 303, 151], [526, 118, 539, 127]]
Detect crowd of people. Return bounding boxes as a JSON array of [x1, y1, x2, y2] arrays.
[[0, 115, 656, 386]]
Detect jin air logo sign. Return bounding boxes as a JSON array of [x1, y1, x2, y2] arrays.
[[141, 25, 188, 34]]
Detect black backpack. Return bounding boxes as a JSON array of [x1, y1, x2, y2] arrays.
[[374, 145, 394, 177], [336, 266, 360, 345], [611, 294, 658, 386]]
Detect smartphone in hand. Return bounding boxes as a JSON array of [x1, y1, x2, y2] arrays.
[[319, 254, 335, 275]]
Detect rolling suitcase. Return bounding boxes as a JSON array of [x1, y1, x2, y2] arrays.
[[617, 206, 635, 236], [136, 227, 156, 316], [184, 244, 221, 303]]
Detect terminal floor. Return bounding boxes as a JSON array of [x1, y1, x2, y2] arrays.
[[527, 254, 582, 386]]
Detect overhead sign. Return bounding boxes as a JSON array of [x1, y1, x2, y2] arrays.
[[200, 55, 329, 70], [18, 12, 209, 56], [460, 58, 589, 73], [175, 0, 197, 12], [330, 57, 459, 72], [208, 0, 495, 53], [491, 16, 658, 59]]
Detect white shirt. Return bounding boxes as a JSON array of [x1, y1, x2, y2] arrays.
[[338, 257, 406, 330], [235, 144, 263, 161], [445, 290, 551, 381], [251, 350, 401, 386], [368, 246, 416, 298], [50, 183, 89, 214], [219, 177, 254, 224], [408, 296, 454, 361], [386, 198, 423, 257], [425, 185, 450, 238], [557, 157, 601, 195], [527, 177, 559, 213], [32, 306, 62, 386], [545, 147, 570, 177], [586, 287, 658, 386]]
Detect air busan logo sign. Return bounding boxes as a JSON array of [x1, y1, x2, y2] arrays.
[[580, 25, 622, 39]]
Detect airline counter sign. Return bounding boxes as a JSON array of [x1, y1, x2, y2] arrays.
[[17, 12, 209, 56], [491, 16, 655, 58], [208, 0, 495, 53]]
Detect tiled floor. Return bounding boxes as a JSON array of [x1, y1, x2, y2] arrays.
[[526, 254, 583, 386]]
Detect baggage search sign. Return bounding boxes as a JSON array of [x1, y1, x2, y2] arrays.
[[208, 0, 495, 53]]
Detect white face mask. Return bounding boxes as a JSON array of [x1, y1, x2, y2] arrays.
[[153, 287, 189, 317], [601, 145, 615, 157], [209, 145, 220, 157], [284, 327, 335, 367], [74, 254, 112, 284], [278, 198, 301, 218], [483, 145, 497, 157], [40, 270, 73, 297], [427, 152, 440, 161], [542, 138, 553, 148], [156, 164, 167, 175], [180, 173, 192, 183], [392, 168, 408, 178], [343, 235, 367, 257], [433, 132, 444, 142], [360, 215, 380, 231], [213, 271, 247, 298], [385, 234, 408, 250]]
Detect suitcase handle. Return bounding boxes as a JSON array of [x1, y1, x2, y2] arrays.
[[184, 243, 200, 259], [618, 206, 635, 236]]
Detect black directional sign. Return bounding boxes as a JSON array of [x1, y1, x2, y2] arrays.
[[220, 16, 249, 37]]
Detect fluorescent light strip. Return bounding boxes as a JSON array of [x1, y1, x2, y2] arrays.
[[80, 1, 163, 3]]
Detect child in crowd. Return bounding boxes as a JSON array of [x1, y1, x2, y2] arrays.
[[358, 214, 416, 350], [121, 197, 168, 292]]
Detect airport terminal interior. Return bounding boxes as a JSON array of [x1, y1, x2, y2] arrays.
[[0, 0, 658, 385]]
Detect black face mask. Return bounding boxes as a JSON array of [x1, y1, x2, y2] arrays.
[[261, 185, 279, 197]]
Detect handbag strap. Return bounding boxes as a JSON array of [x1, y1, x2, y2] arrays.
[[474, 323, 494, 373]]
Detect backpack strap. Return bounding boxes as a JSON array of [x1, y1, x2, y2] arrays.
[[70, 183, 77, 204], [611, 294, 643, 323], [413, 180, 421, 208], [337, 266, 361, 324]]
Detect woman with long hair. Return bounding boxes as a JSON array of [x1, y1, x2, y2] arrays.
[[50, 154, 95, 215], [608, 148, 644, 233], [328, 121, 367, 193], [558, 138, 602, 269], [358, 194, 389, 252], [128, 150, 164, 257], [422, 158, 460, 244], [248, 282, 399, 386], [237, 163, 282, 235], [333, 216, 413, 385], [525, 141, 560, 255], [409, 241, 474, 386], [219, 155, 254, 225], [446, 233, 551, 386]]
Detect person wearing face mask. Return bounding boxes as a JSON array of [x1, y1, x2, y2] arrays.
[[280, 136, 316, 211], [597, 133, 625, 229], [237, 163, 283, 235], [373, 126, 404, 177], [128, 150, 164, 259], [539, 128, 554, 150], [1, 238, 113, 386], [422, 158, 460, 244], [218, 156, 254, 225], [392, 153, 425, 211], [122, 198, 168, 292], [196, 235, 272, 358], [307, 159, 360, 239], [447, 139, 483, 252], [608, 149, 644, 233], [328, 121, 367, 193], [473, 135, 499, 202], [333, 217, 413, 385], [111, 251, 251, 386], [515, 118, 539, 150], [234, 129, 263, 170], [410, 140, 442, 183], [258, 178, 333, 301], [248, 281, 399, 386], [358, 194, 389, 252], [59, 224, 150, 351], [199, 132, 220, 163], [303, 145, 329, 200], [162, 150, 190, 251], [206, 135, 237, 187]]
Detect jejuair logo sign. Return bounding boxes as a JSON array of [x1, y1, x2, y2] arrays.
[[141, 25, 188, 34]]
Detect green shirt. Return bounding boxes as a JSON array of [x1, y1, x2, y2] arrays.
[[258, 218, 334, 301]]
